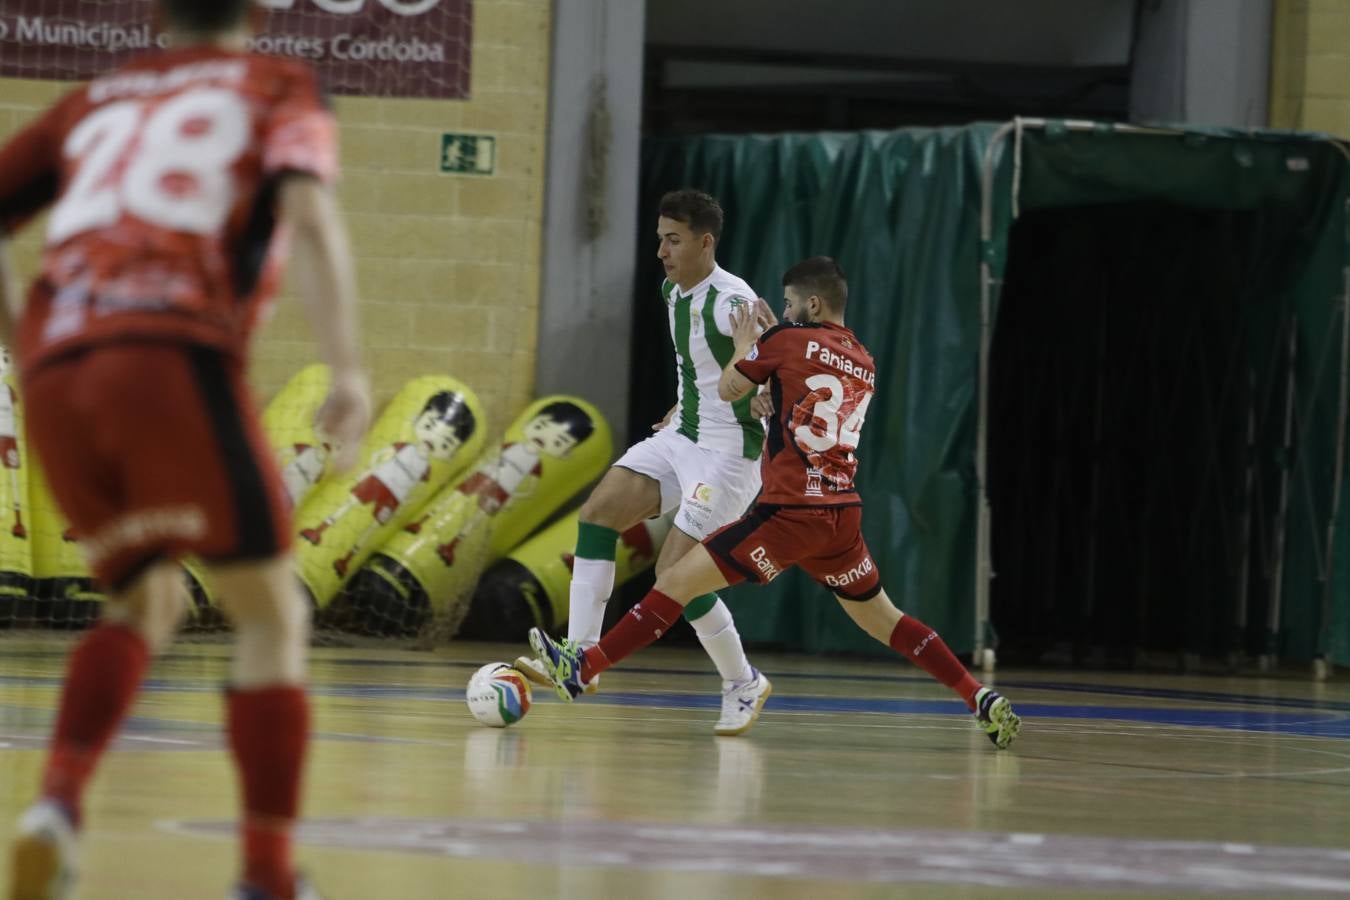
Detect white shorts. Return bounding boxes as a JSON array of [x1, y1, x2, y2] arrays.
[[614, 427, 761, 541]]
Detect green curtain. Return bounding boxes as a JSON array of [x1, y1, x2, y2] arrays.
[[635, 123, 1349, 661]]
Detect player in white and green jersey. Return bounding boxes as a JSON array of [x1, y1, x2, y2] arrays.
[[662, 267, 766, 462], [516, 189, 774, 735]]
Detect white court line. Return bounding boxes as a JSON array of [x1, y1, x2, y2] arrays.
[[154, 815, 1350, 894]]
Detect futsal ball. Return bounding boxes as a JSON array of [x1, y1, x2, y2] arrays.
[[465, 662, 532, 727]]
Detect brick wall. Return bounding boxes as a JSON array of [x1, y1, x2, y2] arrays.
[[0, 0, 552, 439], [1271, 0, 1350, 138]]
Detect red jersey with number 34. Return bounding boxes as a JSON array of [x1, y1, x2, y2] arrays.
[[734, 321, 876, 506], [0, 47, 337, 374]]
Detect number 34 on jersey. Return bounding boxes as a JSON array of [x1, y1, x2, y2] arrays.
[[734, 322, 877, 507]]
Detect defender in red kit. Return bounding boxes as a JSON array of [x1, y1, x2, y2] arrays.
[[0, 2, 371, 898], [529, 257, 1021, 750]]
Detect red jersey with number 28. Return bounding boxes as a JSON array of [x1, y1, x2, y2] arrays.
[[734, 321, 876, 506], [0, 47, 337, 375]]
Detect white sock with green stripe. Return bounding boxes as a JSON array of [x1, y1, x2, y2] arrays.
[[686, 595, 753, 685], [567, 559, 615, 647], [567, 522, 619, 647]]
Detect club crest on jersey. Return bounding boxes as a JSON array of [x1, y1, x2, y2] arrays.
[[805, 468, 824, 498]]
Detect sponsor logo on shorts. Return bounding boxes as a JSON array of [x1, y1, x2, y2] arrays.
[[684, 482, 717, 524], [691, 482, 716, 505], [749, 545, 780, 581], [825, 557, 874, 588]]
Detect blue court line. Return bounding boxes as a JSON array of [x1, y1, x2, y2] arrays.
[[4, 654, 1349, 713], [3, 678, 1349, 740], [583, 693, 1350, 739], [994, 679, 1350, 713], [304, 659, 1350, 714]]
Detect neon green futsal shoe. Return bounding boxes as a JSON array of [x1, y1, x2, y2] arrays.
[[974, 687, 1021, 750]]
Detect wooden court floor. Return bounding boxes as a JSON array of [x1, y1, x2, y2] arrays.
[[1, 635, 1349, 899]]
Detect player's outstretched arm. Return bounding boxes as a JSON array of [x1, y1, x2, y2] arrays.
[[717, 303, 763, 402], [282, 176, 371, 472]]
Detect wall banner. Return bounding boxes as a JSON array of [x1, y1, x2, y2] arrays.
[[0, 0, 473, 99]]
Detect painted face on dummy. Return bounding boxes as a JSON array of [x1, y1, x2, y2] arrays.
[[523, 415, 580, 459], [414, 410, 464, 461]]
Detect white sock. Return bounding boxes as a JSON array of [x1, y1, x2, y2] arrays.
[[566, 557, 616, 647], [690, 597, 753, 685]]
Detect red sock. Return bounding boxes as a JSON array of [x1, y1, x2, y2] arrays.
[[889, 615, 983, 710], [41, 623, 151, 825], [227, 686, 310, 899], [580, 590, 684, 683]]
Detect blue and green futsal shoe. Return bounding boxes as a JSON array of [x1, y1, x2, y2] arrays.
[[527, 628, 587, 702]]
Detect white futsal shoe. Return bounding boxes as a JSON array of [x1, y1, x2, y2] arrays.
[[9, 800, 79, 900], [714, 668, 772, 736]]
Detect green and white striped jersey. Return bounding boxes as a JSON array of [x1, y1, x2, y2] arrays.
[[663, 265, 765, 460]]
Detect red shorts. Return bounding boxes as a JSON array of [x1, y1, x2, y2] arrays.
[[0, 435, 18, 469], [23, 343, 292, 590], [352, 475, 398, 523], [705, 503, 882, 600]]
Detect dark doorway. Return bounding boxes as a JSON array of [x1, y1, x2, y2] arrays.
[[986, 203, 1297, 667]]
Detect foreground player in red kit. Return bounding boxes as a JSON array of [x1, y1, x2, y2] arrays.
[[0, 2, 371, 898], [530, 257, 1021, 749]]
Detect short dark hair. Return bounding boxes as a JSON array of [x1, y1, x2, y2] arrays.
[[783, 256, 848, 313], [536, 400, 595, 443], [421, 391, 477, 443], [658, 189, 723, 242], [159, 0, 253, 32]]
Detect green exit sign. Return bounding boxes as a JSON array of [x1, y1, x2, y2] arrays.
[[440, 133, 496, 176]]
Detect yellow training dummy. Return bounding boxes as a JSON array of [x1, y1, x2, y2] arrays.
[[345, 396, 611, 637], [296, 375, 485, 607]]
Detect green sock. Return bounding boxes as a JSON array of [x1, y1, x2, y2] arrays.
[[576, 521, 619, 560], [684, 593, 718, 621]]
